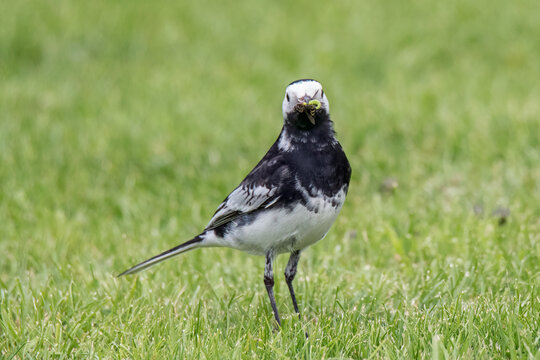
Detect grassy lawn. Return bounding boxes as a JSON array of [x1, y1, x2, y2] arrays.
[[1, 0, 539, 358]]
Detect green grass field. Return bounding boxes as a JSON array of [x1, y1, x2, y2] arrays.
[[1, 0, 539, 358]]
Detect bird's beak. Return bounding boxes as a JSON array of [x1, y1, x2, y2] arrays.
[[297, 98, 322, 125]]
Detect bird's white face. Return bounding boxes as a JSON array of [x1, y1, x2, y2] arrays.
[[282, 79, 329, 119]]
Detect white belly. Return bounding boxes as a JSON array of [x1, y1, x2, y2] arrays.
[[208, 188, 346, 255]]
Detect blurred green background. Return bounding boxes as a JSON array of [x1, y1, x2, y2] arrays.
[[1, 0, 539, 358]]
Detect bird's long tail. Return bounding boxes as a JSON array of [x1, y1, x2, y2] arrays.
[[117, 235, 203, 276]]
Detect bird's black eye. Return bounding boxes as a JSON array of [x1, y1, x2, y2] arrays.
[[321, 90, 324, 97], [286, 93, 290, 102]]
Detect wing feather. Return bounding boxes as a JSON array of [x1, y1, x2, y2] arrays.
[[205, 151, 290, 230], [205, 185, 281, 229]]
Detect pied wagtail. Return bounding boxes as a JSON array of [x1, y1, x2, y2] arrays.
[[119, 79, 351, 327]]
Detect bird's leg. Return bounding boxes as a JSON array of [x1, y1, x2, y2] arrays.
[[264, 251, 281, 326], [284, 250, 301, 319]]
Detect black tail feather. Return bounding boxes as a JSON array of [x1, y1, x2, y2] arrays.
[[117, 235, 203, 277]]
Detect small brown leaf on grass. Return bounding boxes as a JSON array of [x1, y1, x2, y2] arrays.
[[491, 206, 510, 225], [379, 177, 399, 194]]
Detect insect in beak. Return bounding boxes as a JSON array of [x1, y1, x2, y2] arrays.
[[294, 99, 321, 125]]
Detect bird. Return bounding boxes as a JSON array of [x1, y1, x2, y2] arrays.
[[119, 79, 351, 327]]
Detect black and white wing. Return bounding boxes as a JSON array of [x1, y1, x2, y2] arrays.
[[205, 149, 291, 230]]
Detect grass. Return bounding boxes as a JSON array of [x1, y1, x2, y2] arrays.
[[1, 0, 539, 358]]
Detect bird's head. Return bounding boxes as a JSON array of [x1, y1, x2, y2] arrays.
[[282, 79, 330, 128]]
